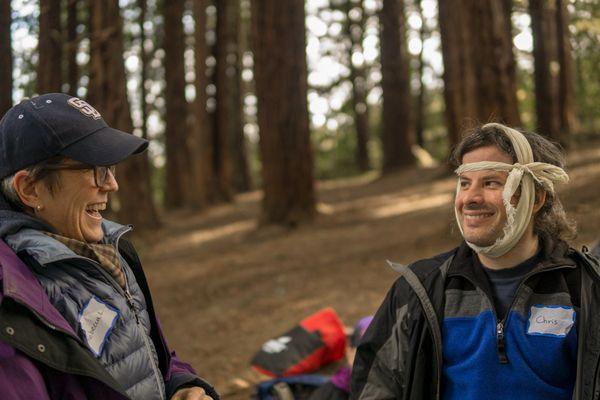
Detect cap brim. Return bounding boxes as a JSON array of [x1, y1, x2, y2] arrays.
[[60, 126, 148, 166]]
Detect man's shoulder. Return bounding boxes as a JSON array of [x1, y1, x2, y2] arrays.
[[568, 246, 600, 278], [407, 247, 458, 279], [387, 247, 458, 294]]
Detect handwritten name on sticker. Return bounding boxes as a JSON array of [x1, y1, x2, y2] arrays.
[[79, 296, 119, 357], [527, 305, 575, 337]]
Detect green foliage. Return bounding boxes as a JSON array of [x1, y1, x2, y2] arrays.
[[313, 123, 363, 180], [417, 88, 448, 161], [150, 163, 165, 207], [515, 61, 537, 131], [247, 138, 263, 188], [313, 99, 382, 180], [572, 0, 600, 135]]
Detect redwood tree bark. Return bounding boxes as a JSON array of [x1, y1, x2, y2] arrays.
[[556, 0, 577, 137], [38, 0, 63, 93], [251, 0, 316, 225], [138, 0, 148, 139], [216, 0, 250, 197], [438, 0, 477, 146], [163, 0, 193, 208], [530, 0, 576, 144], [188, 0, 217, 206], [439, 0, 521, 148], [345, 0, 370, 171], [0, 0, 11, 116], [66, 0, 79, 94], [379, 0, 415, 172], [88, 0, 159, 229], [471, 1, 521, 126], [530, 0, 561, 141], [414, 0, 426, 148]]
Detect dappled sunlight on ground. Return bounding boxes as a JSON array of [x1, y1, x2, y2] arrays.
[[369, 192, 454, 219], [146, 219, 257, 259]]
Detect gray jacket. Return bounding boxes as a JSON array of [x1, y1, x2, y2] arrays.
[[0, 212, 166, 400]]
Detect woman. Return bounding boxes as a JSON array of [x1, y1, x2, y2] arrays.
[[0, 93, 217, 400]]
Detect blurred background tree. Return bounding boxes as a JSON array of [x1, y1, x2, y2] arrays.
[[3, 0, 600, 227]]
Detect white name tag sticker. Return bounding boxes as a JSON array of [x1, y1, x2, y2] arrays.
[[79, 296, 119, 357], [527, 305, 575, 337]]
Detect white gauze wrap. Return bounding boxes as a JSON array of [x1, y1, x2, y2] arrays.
[[454, 123, 569, 258]]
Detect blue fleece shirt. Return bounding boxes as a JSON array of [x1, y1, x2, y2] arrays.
[[441, 253, 577, 400]]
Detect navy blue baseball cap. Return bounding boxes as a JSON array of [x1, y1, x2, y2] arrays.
[[0, 93, 148, 179]]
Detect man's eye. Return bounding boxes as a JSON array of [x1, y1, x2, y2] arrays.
[[459, 181, 469, 188], [486, 181, 502, 187]]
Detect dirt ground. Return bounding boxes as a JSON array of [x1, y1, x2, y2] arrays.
[[135, 144, 600, 399]]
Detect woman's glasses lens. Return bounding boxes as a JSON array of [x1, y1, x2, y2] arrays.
[[94, 166, 116, 187]]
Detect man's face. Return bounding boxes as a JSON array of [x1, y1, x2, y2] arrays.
[[455, 145, 513, 247], [35, 162, 119, 243]]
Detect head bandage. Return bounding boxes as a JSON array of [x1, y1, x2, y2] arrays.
[[454, 123, 569, 258]]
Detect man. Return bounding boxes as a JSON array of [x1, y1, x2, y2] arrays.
[[350, 123, 600, 400], [0, 93, 217, 399]]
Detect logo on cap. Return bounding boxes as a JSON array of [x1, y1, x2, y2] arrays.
[[67, 98, 102, 120]]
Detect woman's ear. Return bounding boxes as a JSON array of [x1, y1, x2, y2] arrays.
[[533, 189, 547, 214], [12, 170, 42, 210]]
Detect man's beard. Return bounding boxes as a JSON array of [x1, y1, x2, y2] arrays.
[[460, 203, 505, 247]]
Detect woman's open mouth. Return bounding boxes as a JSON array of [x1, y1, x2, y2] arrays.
[[85, 203, 106, 220]]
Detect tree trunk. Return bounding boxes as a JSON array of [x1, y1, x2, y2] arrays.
[[530, 0, 577, 143], [138, 0, 148, 140], [163, 0, 193, 208], [188, 0, 216, 207], [379, 0, 415, 172], [530, 0, 561, 141], [0, 0, 11, 116], [439, 0, 521, 148], [38, 0, 63, 93], [88, 0, 159, 229], [556, 0, 577, 137], [414, 0, 426, 148], [216, 0, 250, 197], [438, 0, 477, 146], [345, 0, 370, 171], [66, 0, 79, 95], [472, 1, 521, 125], [251, 0, 316, 225]]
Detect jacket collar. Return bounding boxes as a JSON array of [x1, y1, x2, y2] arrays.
[[3, 219, 130, 266], [447, 234, 576, 283]]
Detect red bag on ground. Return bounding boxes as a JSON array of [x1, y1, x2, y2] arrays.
[[251, 308, 347, 377]]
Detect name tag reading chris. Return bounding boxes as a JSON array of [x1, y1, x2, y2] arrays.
[[79, 296, 119, 357], [527, 305, 575, 337]]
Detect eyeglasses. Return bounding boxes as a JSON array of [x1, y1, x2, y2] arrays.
[[41, 163, 116, 187]]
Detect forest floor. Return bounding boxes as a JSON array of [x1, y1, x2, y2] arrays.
[[135, 142, 600, 399]]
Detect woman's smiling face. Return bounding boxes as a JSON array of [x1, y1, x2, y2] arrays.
[[34, 162, 119, 243]]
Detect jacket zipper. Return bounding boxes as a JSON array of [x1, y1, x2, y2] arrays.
[[458, 264, 575, 365], [496, 321, 508, 364], [112, 228, 166, 400], [121, 276, 165, 400], [53, 227, 166, 400]]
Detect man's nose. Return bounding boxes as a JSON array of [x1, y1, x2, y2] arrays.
[[463, 185, 484, 205]]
